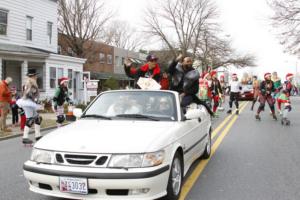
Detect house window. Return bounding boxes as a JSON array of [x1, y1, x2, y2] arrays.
[[107, 54, 113, 64], [0, 9, 8, 35], [57, 68, 64, 79], [99, 53, 105, 63], [115, 56, 119, 66], [121, 57, 125, 65], [47, 22, 52, 44], [68, 69, 73, 88], [26, 16, 33, 41], [50, 67, 56, 88]]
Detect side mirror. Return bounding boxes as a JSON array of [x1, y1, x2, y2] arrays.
[[184, 108, 202, 120], [73, 108, 83, 118]]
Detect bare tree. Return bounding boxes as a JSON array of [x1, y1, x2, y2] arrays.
[[58, 0, 113, 57], [144, 0, 256, 69], [269, 0, 300, 55], [196, 29, 255, 70], [102, 20, 146, 51], [144, 0, 218, 57]]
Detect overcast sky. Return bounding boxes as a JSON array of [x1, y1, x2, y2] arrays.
[[105, 0, 299, 80]]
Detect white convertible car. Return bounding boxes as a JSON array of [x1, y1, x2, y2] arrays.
[[23, 90, 212, 200]]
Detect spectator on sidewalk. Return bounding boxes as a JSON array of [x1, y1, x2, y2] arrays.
[[10, 86, 20, 127], [0, 77, 13, 133]]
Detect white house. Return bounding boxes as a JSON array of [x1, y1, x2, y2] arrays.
[[0, 0, 86, 103]]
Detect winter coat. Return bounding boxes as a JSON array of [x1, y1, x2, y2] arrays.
[[168, 60, 199, 95], [0, 80, 11, 103], [260, 80, 275, 96], [53, 86, 70, 106], [124, 63, 161, 83], [23, 78, 39, 101]]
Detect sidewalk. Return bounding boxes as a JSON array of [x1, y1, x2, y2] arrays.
[[0, 112, 69, 141]]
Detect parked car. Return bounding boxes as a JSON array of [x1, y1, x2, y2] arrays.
[[239, 84, 254, 101], [23, 90, 212, 200]]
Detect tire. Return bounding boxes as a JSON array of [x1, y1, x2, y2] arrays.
[[164, 152, 183, 200], [202, 128, 211, 159]]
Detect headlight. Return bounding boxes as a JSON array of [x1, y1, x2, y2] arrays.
[[108, 150, 165, 168], [30, 149, 54, 164]]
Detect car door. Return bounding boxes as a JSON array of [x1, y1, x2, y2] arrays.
[[179, 107, 206, 170]]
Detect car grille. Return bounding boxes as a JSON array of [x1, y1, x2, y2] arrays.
[[55, 152, 110, 167]]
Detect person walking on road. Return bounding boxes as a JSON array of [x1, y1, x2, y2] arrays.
[[0, 77, 13, 133], [255, 73, 277, 121], [210, 70, 223, 115], [251, 75, 260, 111], [16, 69, 43, 144], [53, 77, 72, 128], [271, 71, 282, 113], [227, 73, 242, 115]]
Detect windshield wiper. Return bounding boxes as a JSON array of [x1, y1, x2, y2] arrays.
[[81, 114, 111, 120], [116, 114, 160, 121]]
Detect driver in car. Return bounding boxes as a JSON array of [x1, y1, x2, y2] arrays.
[[106, 96, 142, 116]]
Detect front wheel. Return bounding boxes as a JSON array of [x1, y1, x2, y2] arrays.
[[164, 152, 183, 200], [202, 130, 211, 159]]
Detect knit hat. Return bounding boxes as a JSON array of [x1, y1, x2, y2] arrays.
[[286, 73, 294, 80], [264, 72, 271, 79], [146, 54, 158, 62], [59, 77, 69, 85]]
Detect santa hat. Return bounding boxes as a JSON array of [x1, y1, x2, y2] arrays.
[[264, 72, 271, 79], [59, 77, 69, 85], [210, 70, 217, 77], [286, 73, 294, 80]]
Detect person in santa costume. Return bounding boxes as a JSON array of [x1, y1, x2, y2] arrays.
[[227, 73, 242, 114], [198, 72, 212, 109], [210, 70, 223, 114], [124, 54, 161, 85], [276, 73, 295, 113], [255, 72, 277, 120], [53, 77, 72, 127], [16, 69, 43, 144]]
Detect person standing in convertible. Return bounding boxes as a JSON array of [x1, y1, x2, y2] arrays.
[[168, 54, 213, 116], [124, 54, 161, 85]]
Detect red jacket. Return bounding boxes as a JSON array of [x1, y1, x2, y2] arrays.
[[0, 80, 12, 103], [160, 77, 170, 90]]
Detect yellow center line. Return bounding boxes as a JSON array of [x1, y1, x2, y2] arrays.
[[179, 102, 249, 200], [212, 102, 246, 140]]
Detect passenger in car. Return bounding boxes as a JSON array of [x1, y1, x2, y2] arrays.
[[168, 54, 214, 116], [124, 54, 161, 85]]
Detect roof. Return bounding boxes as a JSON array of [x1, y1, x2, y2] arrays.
[[0, 43, 50, 57], [91, 72, 133, 81]]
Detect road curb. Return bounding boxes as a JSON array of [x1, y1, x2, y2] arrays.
[[0, 124, 69, 142]]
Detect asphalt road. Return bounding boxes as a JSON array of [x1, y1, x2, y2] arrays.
[[0, 97, 299, 200]]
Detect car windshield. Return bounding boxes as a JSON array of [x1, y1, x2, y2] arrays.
[[83, 91, 177, 121]]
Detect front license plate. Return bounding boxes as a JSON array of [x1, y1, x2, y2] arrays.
[[60, 177, 88, 194]]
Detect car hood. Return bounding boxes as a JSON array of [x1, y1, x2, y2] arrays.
[[35, 119, 178, 153]]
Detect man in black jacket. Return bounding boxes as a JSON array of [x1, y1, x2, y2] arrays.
[[168, 54, 213, 116]]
